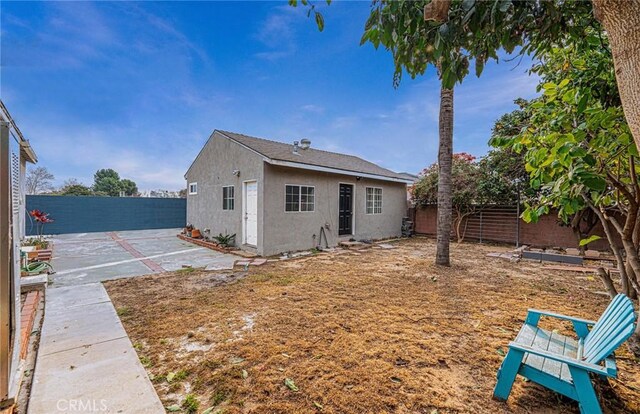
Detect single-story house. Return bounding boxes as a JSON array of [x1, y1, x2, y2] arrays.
[[185, 130, 413, 256]]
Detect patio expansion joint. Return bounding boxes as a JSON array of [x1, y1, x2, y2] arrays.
[[63, 298, 111, 309], [40, 335, 129, 357]]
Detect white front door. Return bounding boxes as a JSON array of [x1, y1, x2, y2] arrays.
[[243, 181, 258, 246]]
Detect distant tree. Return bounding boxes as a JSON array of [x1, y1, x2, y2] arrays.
[[60, 182, 93, 196], [94, 168, 119, 183], [120, 179, 138, 196], [26, 166, 55, 194], [178, 188, 187, 198], [93, 169, 138, 197], [93, 176, 121, 196], [62, 178, 81, 187]]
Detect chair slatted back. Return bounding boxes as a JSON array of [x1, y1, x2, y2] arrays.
[[583, 294, 636, 364]]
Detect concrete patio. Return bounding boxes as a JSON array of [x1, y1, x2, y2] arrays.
[[49, 228, 237, 287]]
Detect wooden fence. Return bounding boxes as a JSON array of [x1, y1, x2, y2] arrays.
[[413, 205, 613, 251]]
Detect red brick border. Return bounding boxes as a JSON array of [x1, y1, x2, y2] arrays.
[[177, 234, 237, 254], [108, 232, 166, 273], [20, 290, 40, 359]]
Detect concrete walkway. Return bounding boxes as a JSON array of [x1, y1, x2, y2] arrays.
[[29, 283, 165, 413], [28, 229, 238, 412]]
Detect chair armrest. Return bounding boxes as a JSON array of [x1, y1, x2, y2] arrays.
[[525, 309, 596, 338], [526, 309, 596, 325], [508, 342, 611, 377]]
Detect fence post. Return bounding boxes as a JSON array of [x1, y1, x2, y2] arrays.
[[516, 203, 520, 248]]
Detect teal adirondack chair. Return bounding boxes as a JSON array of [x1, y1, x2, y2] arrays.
[[493, 294, 636, 414]]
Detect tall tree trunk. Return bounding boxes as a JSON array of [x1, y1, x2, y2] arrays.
[[436, 85, 454, 266], [592, 0, 640, 150]]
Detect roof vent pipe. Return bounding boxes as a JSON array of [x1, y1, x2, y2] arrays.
[[293, 141, 299, 154], [300, 138, 311, 150]]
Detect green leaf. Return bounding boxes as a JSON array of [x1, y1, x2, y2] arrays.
[[579, 235, 602, 246], [475, 58, 484, 77], [582, 175, 606, 191], [314, 11, 324, 32], [166, 405, 181, 412], [284, 378, 299, 392], [577, 94, 589, 115]]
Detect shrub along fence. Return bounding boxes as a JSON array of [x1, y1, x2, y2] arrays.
[[25, 195, 186, 235], [413, 204, 613, 251]]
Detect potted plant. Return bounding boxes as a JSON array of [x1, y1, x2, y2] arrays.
[[29, 209, 54, 249]]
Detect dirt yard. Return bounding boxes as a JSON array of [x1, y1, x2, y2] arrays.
[[105, 238, 640, 414]]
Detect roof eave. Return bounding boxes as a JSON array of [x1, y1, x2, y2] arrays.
[[190, 130, 412, 184], [267, 159, 413, 184], [1, 100, 38, 163], [20, 140, 38, 164]]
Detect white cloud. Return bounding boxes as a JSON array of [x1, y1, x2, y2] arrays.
[[254, 6, 304, 60], [24, 123, 192, 191], [301, 104, 325, 114]]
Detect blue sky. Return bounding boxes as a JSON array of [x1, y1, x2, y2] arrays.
[[2, 1, 540, 191]]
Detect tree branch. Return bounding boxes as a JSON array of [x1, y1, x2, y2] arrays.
[[606, 170, 636, 208], [630, 156, 640, 200]]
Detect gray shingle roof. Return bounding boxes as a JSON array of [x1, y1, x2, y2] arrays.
[[217, 130, 409, 182]]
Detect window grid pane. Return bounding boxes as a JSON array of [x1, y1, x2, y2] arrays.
[[300, 186, 315, 212], [285, 185, 300, 212], [223, 186, 235, 210], [366, 187, 382, 214]]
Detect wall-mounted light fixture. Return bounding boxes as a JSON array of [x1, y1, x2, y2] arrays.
[[356, 176, 362, 181], [232, 169, 240, 177]]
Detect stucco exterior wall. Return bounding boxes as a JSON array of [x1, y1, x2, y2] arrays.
[[262, 164, 407, 256], [185, 132, 265, 254]]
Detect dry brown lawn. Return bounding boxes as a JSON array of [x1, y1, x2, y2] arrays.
[[105, 238, 640, 414]]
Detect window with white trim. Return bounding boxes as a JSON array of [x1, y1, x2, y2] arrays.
[[189, 182, 198, 195], [366, 187, 382, 214], [223, 186, 234, 210], [285, 185, 315, 212]]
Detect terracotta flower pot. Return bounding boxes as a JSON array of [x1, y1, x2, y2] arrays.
[[191, 229, 201, 238]]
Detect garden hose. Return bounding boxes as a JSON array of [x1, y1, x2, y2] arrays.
[[22, 261, 55, 275]]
